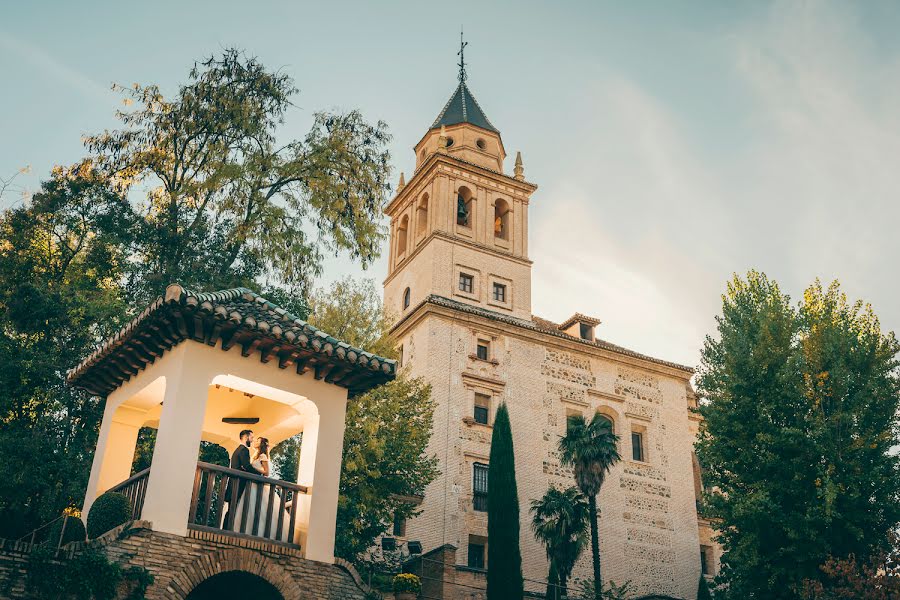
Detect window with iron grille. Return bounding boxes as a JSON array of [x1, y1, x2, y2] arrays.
[[459, 273, 474, 294], [473, 462, 488, 512], [492, 283, 506, 303]]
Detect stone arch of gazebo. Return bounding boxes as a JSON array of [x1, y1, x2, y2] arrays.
[[168, 548, 301, 600], [69, 284, 395, 564]]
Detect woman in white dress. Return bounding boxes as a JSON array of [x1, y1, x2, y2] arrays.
[[232, 437, 291, 541]]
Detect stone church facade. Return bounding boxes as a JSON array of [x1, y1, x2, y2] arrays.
[[383, 76, 718, 599]]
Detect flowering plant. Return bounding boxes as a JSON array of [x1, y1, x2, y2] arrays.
[[392, 573, 421, 594]]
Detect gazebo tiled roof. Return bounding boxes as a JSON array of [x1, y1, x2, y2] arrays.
[[68, 284, 397, 397]]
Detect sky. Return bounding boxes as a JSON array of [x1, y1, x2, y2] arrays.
[[2, 0, 898, 368]]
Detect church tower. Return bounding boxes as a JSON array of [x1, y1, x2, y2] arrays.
[[383, 55, 537, 322]]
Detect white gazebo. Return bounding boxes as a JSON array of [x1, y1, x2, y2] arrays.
[[69, 284, 395, 564]]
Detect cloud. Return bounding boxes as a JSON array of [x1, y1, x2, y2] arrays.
[[0, 31, 110, 102], [531, 0, 900, 369]]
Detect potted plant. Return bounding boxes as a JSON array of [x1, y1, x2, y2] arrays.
[[392, 573, 421, 600]]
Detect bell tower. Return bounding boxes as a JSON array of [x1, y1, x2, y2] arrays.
[[383, 42, 537, 322]]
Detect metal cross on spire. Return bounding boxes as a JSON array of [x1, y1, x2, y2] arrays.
[[457, 26, 468, 83]]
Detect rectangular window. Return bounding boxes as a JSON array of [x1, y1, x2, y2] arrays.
[[492, 282, 506, 303], [393, 513, 406, 537], [476, 341, 490, 361], [459, 273, 474, 294], [632, 431, 645, 462], [700, 546, 710, 576], [398, 344, 403, 368], [473, 462, 489, 512], [474, 393, 491, 425], [467, 538, 486, 570]]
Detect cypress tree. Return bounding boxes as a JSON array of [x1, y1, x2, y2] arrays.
[[697, 575, 712, 600], [487, 402, 523, 600]]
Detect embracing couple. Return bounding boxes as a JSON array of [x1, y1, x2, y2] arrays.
[[223, 429, 290, 540]]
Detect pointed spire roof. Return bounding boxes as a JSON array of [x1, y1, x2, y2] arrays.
[[431, 82, 499, 134]]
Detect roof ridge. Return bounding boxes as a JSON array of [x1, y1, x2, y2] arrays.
[[430, 82, 499, 134]]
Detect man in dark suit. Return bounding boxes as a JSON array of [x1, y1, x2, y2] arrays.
[[223, 429, 262, 530]]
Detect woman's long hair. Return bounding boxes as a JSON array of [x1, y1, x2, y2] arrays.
[[254, 437, 270, 460]]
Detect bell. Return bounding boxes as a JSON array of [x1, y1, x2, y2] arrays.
[[456, 195, 468, 225]]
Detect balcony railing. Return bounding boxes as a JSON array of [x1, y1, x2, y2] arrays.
[[108, 467, 150, 520], [187, 461, 308, 547]]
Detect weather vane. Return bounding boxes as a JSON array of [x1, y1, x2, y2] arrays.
[[457, 26, 468, 83]]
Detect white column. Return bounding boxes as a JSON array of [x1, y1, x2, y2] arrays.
[[294, 414, 320, 550], [303, 398, 348, 563], [83, 402, 141, 516], [140, 346, 211, 535]]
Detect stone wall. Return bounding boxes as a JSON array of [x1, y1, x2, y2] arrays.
[[0, 521, 369, 599], [397, 311, 705, 600]]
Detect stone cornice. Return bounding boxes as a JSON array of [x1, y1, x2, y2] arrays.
[[383, 230, 533, 287], [391, 295, 695, 379]]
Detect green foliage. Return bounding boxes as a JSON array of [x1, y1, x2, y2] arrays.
[[698, 575, 713, 600], [697, 272, 900, 599], [25, 546, 152, 600], [46, 516, 87, 547], [0, 167, 131, 538], [336, 376, 438, 561], [557, 414, 620, 598], [531, 486, 589, 600], [392, 573, 421, 594], [86, 48, 392, 304], [487, 403, 523, 600], [569, 578, 632, 600], [270, 432, 302, 482], [799, 533, 900, 600], [306, 277, 398, 359], [86, 492, 132, 539]]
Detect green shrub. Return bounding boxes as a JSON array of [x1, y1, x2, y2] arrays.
[[392, 573, 421, 594], [86, 492, 132, 539], [697, 575, 713, 600], [46, 515, 86, 547]]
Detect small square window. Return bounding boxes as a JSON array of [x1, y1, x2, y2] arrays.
[[476, 341, 490, 361], [579, 323, 593, 340], [459, 273, 474, 294], [474, 393, 491, 425], [492, 283, 506, 303], [631, 431, 645, 462], [467, 538, 486, 570]]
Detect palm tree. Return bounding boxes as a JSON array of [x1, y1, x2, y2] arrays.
[[530, 486, 589, 600], [558, 414, 620, 600]]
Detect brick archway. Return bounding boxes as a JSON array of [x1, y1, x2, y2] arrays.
[[167, 548, 302, 600]]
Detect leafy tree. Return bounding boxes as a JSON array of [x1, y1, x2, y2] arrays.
[[131, 427, 228, 473], [698, 575, 713, 600], [530, 486, 589, 600], [799, 533, 900, 600], [0, 166, 133, 537], [558, 414, 621, 600], [336, 376, 438, 561], [86, 48, 392, 303], [487, 402, 524, 600], [696, 272, 900, 599]]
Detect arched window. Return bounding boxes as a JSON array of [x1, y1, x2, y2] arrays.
[[416, 194, 429, 236], [494, 199, 510, 240], [403, 287, 411, 310], [457, 186, 473, 228], [397, 215, 409, 259]]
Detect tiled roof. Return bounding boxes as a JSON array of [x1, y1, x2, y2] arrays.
[[412, 295, 693, 374], [431, 82, 499, 133], [558, 313, 602, 330], [68, 284, 396, 397]]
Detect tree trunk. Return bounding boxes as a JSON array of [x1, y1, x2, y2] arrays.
[[589, 494, 601, 600], [545, 561, 559, 600]]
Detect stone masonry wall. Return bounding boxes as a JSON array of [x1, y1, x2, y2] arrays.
[[400, 312, 704, 600], [0, 521, 369, 599]]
